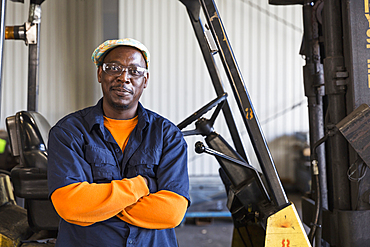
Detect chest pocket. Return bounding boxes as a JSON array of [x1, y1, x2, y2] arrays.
[[126, 149, 161, 179], [85, 146, 121, 182]]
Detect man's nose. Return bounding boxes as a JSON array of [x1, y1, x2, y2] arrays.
[[117, 69, 130, 82]]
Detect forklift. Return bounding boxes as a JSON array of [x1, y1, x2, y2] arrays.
[[0, 0, 59, 246], [0, 0, 369, 246], [178, 0, 370, 246]]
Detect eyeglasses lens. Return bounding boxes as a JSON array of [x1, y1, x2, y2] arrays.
[[103, 63, 146, 78]]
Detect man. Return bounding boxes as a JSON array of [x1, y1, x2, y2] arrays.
[[47, 38, 190, 247]]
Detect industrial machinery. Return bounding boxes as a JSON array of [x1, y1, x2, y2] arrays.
[[0, 0, 58, 246], [0, 0, 368, 246], [178, 0, 370, 246], [268, 0, 370, 246], [177, 0, 310, 246]]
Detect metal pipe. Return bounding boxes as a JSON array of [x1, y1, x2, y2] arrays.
[[302, 1, 328, 245], [303, 0, 328, 208], [27, 3, 41, 112], [323, 0, 351, 211], [0, 0, 6, 120]]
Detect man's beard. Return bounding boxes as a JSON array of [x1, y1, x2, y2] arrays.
[[111, 101, 129, 110]]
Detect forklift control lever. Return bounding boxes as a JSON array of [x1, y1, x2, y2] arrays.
[[195, 141, 256, 171]]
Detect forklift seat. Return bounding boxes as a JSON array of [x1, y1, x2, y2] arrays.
[[6, 111, 59, 231]]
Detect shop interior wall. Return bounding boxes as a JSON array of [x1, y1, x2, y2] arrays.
[[118, 0, 308, 180], [0, 0, 104, 129], [0, 0, 308, 182]]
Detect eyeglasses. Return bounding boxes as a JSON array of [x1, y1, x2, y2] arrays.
[[102, 63, 148, 78]]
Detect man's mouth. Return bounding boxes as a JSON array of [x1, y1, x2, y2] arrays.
[[111, 86, 133, 95]]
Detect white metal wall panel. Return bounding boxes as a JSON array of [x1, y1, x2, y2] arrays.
[[1, 1, 28, 126], [1, 0, 103, 128], [120, 0, 307, 178]]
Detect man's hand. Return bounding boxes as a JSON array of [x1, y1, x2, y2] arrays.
[[140, 176, 157, 193], [142, 176, 148, 186]]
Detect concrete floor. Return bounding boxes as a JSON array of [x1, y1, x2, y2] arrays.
[[176, 218, 234, 247], [175, 193, 307, 247]]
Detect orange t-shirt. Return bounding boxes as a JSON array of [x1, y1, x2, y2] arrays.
[[103, 115, 138, 151]]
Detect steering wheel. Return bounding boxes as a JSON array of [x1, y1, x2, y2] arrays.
[[177, 93, 228, 136]]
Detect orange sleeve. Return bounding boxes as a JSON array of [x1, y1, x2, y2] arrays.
[[50, 175, 149, 226], [117, 190, 188, 229]]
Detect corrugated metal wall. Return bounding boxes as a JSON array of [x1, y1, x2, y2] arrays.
[[1, 0, 308, 180], [1, 0, 103, 128], [119, 0, 308, 178]]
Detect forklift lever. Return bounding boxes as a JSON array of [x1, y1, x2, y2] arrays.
[[195, 141, 257, 171]]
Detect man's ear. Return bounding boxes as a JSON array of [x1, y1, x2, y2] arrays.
[[143, 72, 149, 88], [97, 66, 103, 83]]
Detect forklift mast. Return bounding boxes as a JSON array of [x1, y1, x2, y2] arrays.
[[269, 0, 370, 246], [178, 0, 310, 246], [179, 0, 288, 208]]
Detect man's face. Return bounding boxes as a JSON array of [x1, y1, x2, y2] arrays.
[[97, 46, 148, 117]]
